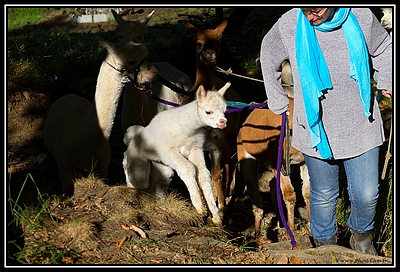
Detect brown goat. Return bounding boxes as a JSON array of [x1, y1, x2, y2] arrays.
[[235, 97, 310, 236], [184, 19, 243, 213]]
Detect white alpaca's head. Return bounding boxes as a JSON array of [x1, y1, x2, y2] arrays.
[[195, 82, 230, 129], [112, 9, 155, 43], [99, 38, 158, 85], [380, 8, 392, 33]]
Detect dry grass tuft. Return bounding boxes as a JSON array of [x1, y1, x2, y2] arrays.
[[73, 176, 204, 229], [58, 217, 100, 253], [137, 191, 205, 228]]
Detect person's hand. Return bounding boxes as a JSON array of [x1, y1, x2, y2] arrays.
[[382, 90, 392, 99]]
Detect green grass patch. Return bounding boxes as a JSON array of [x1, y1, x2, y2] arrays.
[[7, 7, 58, 32]]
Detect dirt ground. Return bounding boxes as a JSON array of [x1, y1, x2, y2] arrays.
[[6, 7, 393, 266]]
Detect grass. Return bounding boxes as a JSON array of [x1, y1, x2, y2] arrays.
[[6, 173, 208, 264], [7, 7, 69, 32], [7, 171, 47, 229], [7, 170, 74, 264]]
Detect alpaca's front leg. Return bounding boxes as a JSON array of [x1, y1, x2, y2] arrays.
[[58, 166, 75, 196], [279, 172, 296, 233], [239, 154, 264, 236], [189, 147, 222, 225], [162, 152, 206, 216], [204, 138, 225, 211]]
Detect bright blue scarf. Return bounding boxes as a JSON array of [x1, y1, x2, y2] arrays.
[[296, 8, 371, 159]]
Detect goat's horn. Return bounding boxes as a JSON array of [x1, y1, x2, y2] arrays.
[[140, 10, 155, 24], [220, 82, 231, 93]]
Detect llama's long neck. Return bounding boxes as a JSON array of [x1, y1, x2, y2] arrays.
[[193, 61, 214, 91], [93, 58, 126, 140]]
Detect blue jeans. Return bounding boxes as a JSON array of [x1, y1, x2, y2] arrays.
[[303, 147, 380, 242]]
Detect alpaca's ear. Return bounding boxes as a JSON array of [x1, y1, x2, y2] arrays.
[[140, 10, 155, 24], [111, 9, 125, 25], [215, 19, 228, 33], [98, 38, 115, 55], [218, 82, 231, 97], [185, 21, 199, 36], [196, 85, 206, 102]]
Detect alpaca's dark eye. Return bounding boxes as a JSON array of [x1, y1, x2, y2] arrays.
[[206, 110, 212, 115]]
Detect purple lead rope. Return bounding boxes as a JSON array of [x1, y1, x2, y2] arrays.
[[276, 112, 297, 248]]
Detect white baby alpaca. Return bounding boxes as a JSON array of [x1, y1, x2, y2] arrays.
[[123, 82, 231, 225]]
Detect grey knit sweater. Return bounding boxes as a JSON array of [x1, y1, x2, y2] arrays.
[[260, 8, 392, 159]]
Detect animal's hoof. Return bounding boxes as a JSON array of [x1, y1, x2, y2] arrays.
[[62, 186, 74, 197], [197, 208, 207, 217], [212, 215, 222, 226], [218, 205, 227, 213]]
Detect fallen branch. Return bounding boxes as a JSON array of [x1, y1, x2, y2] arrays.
[[120, 224, 147, 238]]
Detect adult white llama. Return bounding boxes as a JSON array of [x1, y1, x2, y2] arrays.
[[44, 38, 158, 196], [111, 9, 193, 131], [111, 8, 155, 43], [123, 82, 232, 225]]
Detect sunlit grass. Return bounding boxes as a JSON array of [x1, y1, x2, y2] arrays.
[[7, 7, 65, 32]]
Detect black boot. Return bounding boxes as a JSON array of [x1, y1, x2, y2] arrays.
[[314, 235, 337, 248], [349, 229, 378, 256]]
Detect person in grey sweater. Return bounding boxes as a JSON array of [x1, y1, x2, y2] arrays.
[[260, 7, 392, 255]]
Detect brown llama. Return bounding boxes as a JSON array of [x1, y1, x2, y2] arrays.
[[235, 97, 310, 237], [184, 19, 243, 213]]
